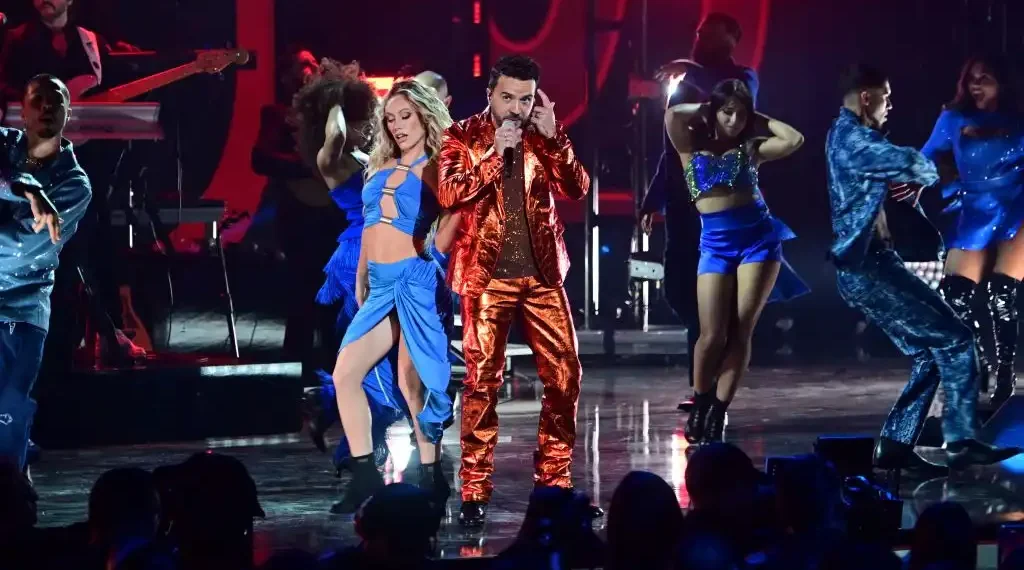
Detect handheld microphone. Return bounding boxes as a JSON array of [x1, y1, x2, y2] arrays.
[[501, 117, 521, 178]]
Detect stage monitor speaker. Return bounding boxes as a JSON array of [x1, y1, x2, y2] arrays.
[[814, 435, 875, 478], [980, 395, 1024, 450]]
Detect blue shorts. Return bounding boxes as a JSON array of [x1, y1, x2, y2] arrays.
[[696, 201, 810, 303], [698, 202, 784, 274]]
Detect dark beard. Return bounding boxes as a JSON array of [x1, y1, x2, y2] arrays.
[[691, 42, 732, 67]]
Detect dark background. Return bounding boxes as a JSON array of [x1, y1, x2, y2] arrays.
[[2, 0, 1021, 359]]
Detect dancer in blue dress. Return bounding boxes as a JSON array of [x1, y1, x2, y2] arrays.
[[664, 79, 807, 445], [301, 74, 460, 474], [291, 76, 396, 473], [328, 80, 455, 514], [923, 54, 1024, 409]]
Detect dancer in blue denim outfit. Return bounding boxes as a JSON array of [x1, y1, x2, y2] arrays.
[[922, 54, 1024, 410], [826, 64, 1021, 473], [0, 76, 91, 470], [664, 79, 807, 446]]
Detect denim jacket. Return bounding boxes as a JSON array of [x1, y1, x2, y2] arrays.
[[0, 127, 91, 331], [826, 108, 940, 266]]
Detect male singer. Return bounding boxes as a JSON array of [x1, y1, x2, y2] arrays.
[[438, 55, 589, 527]]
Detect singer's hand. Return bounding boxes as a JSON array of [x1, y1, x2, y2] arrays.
[[494, 120, 523, 157], [530, 90, 557, 139]]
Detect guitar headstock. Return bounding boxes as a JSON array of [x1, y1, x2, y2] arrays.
[[196, 49, 250, 74]]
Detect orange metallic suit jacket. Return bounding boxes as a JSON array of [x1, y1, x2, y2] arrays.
[[437, 110, 590, 298]]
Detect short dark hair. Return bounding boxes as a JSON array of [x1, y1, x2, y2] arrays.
[[26, 74, 70, 103], [948, 53, 1022, 113], [488, 55, 541, 91], [700, 12, 742, 43], [838, 64, 889, 98]]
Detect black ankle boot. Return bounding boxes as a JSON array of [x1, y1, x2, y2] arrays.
[[701, 395, 728, 444], [330, 453, 384, 514], [418, 460, 451, 513], [685, 392, 712, 444], [940, 275, 992, 387], [989, 273, 1019, 409]]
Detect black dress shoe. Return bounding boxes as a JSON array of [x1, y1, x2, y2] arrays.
[[459, 501, 487, 527], [946, 439, 1024, 470], [873, 437, 948, 476], [678, 398, 695, 412], [588, 505, 605, 519]]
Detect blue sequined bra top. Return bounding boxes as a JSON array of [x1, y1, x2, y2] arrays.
[[362, 154, 439, 239], [685, 146, 759, 201]]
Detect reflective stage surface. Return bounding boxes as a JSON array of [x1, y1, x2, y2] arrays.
[[31, 363, 1024, 559]]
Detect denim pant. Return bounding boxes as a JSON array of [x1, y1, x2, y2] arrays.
[[0, 321, 47, 469], [835, 249, 977, 445]]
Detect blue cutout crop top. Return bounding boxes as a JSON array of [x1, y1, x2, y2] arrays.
[[362, 155, 439, 239], [685, 146, 759, 201]]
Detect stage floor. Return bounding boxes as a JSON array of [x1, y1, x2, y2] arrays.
[[30, 362, 1024, 560]]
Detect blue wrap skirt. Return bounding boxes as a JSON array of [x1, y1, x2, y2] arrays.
[[697, 201, 809, 303], [339, 254, 453, 443]]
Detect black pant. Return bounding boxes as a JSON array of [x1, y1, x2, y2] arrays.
[[275, 191, 347, 375], [663, 222, 701, 387]]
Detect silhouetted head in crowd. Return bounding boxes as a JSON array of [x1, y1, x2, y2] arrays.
[[675, 530, 738, 570], [163, 451, 265, 569], [0, 459, 37, 536], [687, 443, 761, 513], [353, 483, 441, 565], [259, 547, 318, 570], [819, 540, 903, 570], [773, 454, 845, 536], [907, 502, 976, 570], [88, 467, 160, 544], [495, 486, 604, 570], [606, 471, 683, 570]]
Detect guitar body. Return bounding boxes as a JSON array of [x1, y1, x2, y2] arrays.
[[66, 74, 100, 101]]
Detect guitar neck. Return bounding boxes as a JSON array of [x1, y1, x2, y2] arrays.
[[83, 61, 202, 103]]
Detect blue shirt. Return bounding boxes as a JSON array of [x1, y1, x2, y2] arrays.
[[0, 127, 91, 331], [826, 108, 939, 265], [642, 60, 758, 245]]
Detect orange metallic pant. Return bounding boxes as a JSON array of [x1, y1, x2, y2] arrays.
[[459, 276, 582, 503]]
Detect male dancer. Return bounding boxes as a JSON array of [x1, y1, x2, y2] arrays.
[[0, 75, 91, 470], [0, 0, 143, 366], [826, 64, 1020, 471], [639, 13, 758, 412], [438, 55, 589, 527]]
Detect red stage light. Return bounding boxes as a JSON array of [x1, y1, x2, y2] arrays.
[[472, 54, 482, 78], [473, 1, 482, 24]]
